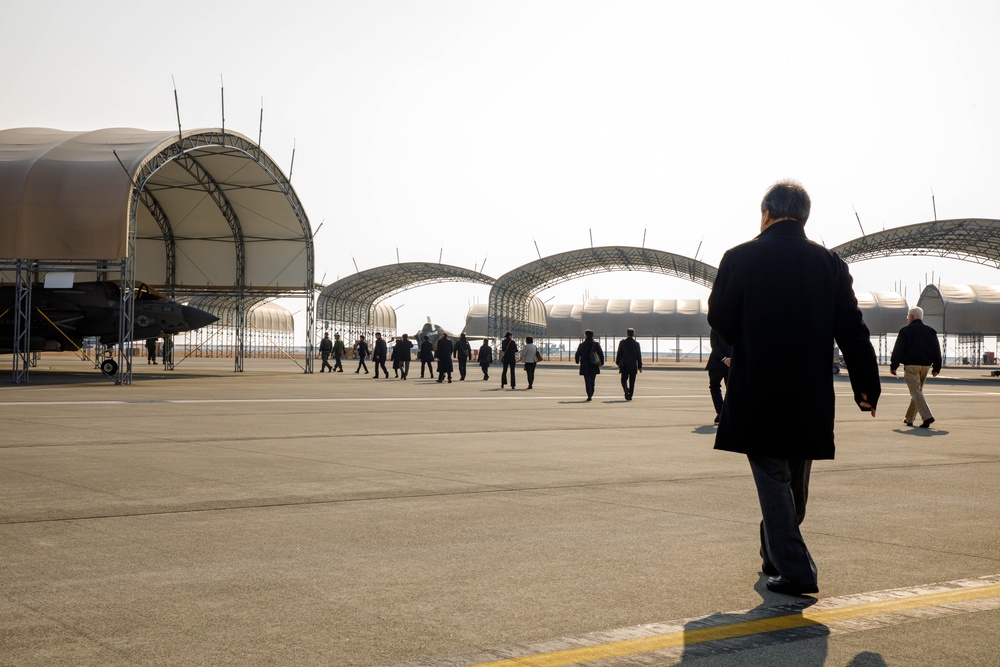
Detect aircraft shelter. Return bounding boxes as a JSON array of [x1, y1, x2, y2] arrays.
[[0, 127, 314, 383]]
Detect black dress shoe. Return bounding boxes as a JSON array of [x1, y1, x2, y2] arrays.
[[903, 420, 913, 426], [766, 575, 818, 596], [762, 561, 779, 576], [919, 417, 935, 428]]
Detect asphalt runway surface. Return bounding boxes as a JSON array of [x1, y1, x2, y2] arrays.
[[2, 357, 998, 666]]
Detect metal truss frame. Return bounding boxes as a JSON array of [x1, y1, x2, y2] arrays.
[[832, 218, 1000, 268], [487, 246, 718, 341], [317, 263, 495, 343]]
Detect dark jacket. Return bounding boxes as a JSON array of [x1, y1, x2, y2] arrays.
[[890, 319, 942, 374], [454, 338, 473, 360], [615, 337, 642, 373], [707, 220, 880, 460], [355, 340, 369, 359], [319, 337, 333, 353], [419, 339, 434, 362], [705, 329, 732, 372], [575, 338, 604, 375], [333, 339, 346, 358], [372, 337, 387, 361], [478, 343, 493, 366], [435, 337, 454, 373], [501, 338, 518, 363]]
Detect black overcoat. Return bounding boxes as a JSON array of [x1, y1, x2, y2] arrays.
[[435, 338, 454, 373], [707, 220, 880, 460], [575, 338, 604, 376]]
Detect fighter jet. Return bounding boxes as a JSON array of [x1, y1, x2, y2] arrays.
[[0, 280, 218, 370]]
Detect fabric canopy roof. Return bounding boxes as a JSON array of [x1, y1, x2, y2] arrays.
[[918, 284, 1000, 334]]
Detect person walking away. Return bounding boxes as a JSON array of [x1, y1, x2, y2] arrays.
[[615, 328, 642, 400], [454, 333, 473, 381], [146, 337, 158, 365], [520, 336, 540, 389], [575, 330, 604, 401], [332, 333, 346, 372], [479, 339, 494, 380], [319, 331, 334, 373], [397, 333, 413, 379], [162, 335, 174, 370], [372, 332, 389, 379], [354, 335, 369, 374], [708, 179, 880, 597], [706, 328, 732, 421], [890, 306, 942, 428], [435, 332, 454, 383], [419, 335, 434, 378], [500, 332, 518, 389]]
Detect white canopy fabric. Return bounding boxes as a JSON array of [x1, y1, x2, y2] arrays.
[[918, 284, 1000, 334], [464, 297, 545, 337], [544, 303, 583, 338], [0, 127, 312, 293], [855, 292, 910, 335], [581, 298, 709, 337]]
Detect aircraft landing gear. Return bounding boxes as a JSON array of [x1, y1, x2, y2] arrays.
[[100, 358, 119, 376]]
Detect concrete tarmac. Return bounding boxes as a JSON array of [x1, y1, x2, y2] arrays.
[[1, 357, 998, 666]]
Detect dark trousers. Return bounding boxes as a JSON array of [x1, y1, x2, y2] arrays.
[[333, 355, 343, 371], [502, 360, 516, 387], [747, 455, 816, 585], [620, 369, 637, 397], [373, 359, 388, 377], [399, 359, 409, 379], [457, 357, 468, 380], [583, 371, 597, 399], [523, 362, 536, 387], [356, 358, 368, 373], [480, 362, 490, 380], [320, 352, 333, 372], [709, 368, 729, 415]]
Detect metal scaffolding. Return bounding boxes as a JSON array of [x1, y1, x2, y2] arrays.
[[487, 246, 718, 342], [317, 263, 495, 343], [832, 218, 1000, 268]]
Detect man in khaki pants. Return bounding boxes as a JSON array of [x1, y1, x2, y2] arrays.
[[890, 307, 942, 428]]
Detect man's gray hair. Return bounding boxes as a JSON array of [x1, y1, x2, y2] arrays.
[[761, 179, 811, 223], [909, 306, 924, 320]]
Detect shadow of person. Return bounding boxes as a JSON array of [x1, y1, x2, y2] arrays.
[[678, 578, 829, 665], [558, 400, 592, 404], [894, 428, 950, 437], [846, 651, 888, 666], [692, 425, 718, 435]]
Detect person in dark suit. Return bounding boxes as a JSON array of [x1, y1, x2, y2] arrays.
[[454, 333, 473, 381], [615, 328, 642, 400], [332, 333, 346, 372], [500, 332, 518, 389], [889, 306, 942, 428], [419, 335, 434, 378], [393, 334, 413, 380], [706, 328, 733, 422], [574, 329, 604, 401], [435, 332, 454, 383], [708, 179, 880, 597], [478, 339, 493, 380], [354, 335, 369, 374], [371, 332, 388, 379], [319, 331, 334, 373]]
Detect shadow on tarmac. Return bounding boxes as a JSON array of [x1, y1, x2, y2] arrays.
[[893, 428, 950, 437]]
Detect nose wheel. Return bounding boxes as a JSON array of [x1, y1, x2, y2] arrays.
[[100, 358, 119, 376]]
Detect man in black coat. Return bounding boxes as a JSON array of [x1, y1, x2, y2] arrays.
[[435, 332, 454, 383], [319, 331, 334, 373], [371, 332, 388, 379], [706, 328, 732, 422], [708, 179, 880, 597], [500, 332, 518, 389], [419, 335, 434, 378], [454, 333, 473, 381], [478, 339, 493, 380], [614, 328, 642, 400], [890, 306, 942, 428]]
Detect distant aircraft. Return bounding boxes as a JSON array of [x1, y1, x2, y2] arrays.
[[0, 280, 218, 374], [411, 318, 485, 347]]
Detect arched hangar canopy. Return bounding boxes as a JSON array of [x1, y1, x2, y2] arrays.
[[317, 262, 495, 325], [917, 284, 1000, 334], [465, 298, 546, 337], [855, 292, 910, 335], [831, 219, 1000, 268], [0, 127, 313, 293], [489, 246, 717, 339], [185, 296, 296, 333]]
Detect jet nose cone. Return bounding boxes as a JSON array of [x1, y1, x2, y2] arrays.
[[181, 305, 219, 332]]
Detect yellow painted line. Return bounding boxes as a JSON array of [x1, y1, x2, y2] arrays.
[[467, 583, 1000, 667]]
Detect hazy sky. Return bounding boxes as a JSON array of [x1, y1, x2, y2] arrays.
[[4, 0, 1000, 337]]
